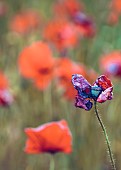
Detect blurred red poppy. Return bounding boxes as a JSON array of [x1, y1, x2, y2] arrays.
[[24, 120, 72, 154], [43, 19, 79, 52], [108, 12, 119, 25], [18, 41, 55, 90], [108, 0, 121, 24], [100, 51, 121, 77], [0, 72, 8, 89], [53, 0, 95, 38], [0, 72, 13, 106], [55, 57, 86, 100], [10, 9, 41, 34], [63, 0, 83, 16], [72, 12, 96, 38], [53, 0, 83, 17], [0, 1, 8, 17]]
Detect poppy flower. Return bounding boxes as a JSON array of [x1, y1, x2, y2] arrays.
[[0, 1, 8, 17], [53, 0, 83, 17], [10, 9, 41, 34], [55, 57, 86, 100], [108, 0, 121, 24], [0, 72, 8, 89], [43, 19, 78, 52], [71, 12, 96, 37], [108, 12, 119, 25], [18, 41, 55, 90], [63, 0, 83, 16], [0, 72, 13, 106], [24, 120, 72, 154], [52, 0, 68, 18], [100, 51, 121, 77], [72, 74, 113, 110], [110, 0, 121, 14]]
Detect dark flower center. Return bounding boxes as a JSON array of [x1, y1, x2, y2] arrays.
[[38, 68, 51, 74]]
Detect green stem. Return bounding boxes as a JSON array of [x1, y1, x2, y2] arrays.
[[94, 101, 116, 170], [49, 154, 55, 170]]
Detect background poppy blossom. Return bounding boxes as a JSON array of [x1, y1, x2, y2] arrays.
[[0, 72, 8, 89], [0, 72, 13, 106], [24, 120, 72, 154], [10, 9, 41, 34], [55, 57, 86, 100], [108, 0, 121, 24], [52, 0, 95, 38], [43, 19, 79, 52], [0, 1, 8, 17], [72, 12, 96, 38], [53, 0, 84, 18], [18, 41, 55, 90], [100, 51, 121, 77]]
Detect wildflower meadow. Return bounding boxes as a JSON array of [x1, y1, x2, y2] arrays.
[[0, 0, 121, 170]]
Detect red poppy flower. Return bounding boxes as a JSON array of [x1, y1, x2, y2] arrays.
[[24, 120, 72, 154], [63, 0, 83, 16], [18, 41, 55, 90], [110, 0, 121, 13], [10, 9, 41, 34], [100, 51, 121, 77], [72, 12, 96, 38], [108, 0, 121, 24], [53, 0, 84, 17], [0, 72, 13, 106], [55, 57, 86, 100], [43, 19, 78, 51], [53, 1, 95, 38], [0, 1, 8, 17], [108, 12, 119, 25], [0, 72, 8, 89]]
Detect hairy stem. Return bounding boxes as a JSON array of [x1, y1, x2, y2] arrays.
[[94, 101, 116, 170]]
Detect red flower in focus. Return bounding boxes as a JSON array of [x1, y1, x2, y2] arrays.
[[43, 19, 78, 52], [18, 41, 55, 90], [10, 9, 41, 34], [72, 74, 113, 110], [24, 120, 72, 154], [0, 72, 13, 106], [100, 51, 121, 77], [55, 57, 86, 100]]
